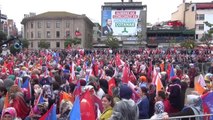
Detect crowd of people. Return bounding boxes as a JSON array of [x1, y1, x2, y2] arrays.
[[0, 47, 212, 120]]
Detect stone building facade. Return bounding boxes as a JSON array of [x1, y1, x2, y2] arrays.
[[21, 11, 94, 49]]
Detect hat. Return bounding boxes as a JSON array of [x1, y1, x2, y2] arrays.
[[8, 75, 16, 81], [76, 66, 81, 72], [119, 85, 132, 100], [1, 107, 17, 119], [189, 63, 194, 68], [140, 76, 147, 82], [4, 79, 14, 91]]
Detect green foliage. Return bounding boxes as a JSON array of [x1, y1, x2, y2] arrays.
[[64, 37, 81, 48], [0, 31, 7, 53], [0, 31, 7, 41], [38, 41, 50, 49], [73, 37, 81, 45], [180, 40, 196, 49], [204, 21, 212, 28], [105, 35, 119, 49], [21, 39, 30, 48], [136, 33, 143, 45], [201, 21, 213, 45], [64, 37, 72, 48]]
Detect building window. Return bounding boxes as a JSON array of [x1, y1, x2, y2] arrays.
[[47, 42, 51, 48], [196, 14, 204, 20], [46, 22, 51, 28], [56, 42, 60, 48], [38, 31, 41, 38], [56, 21, 60, 28], [196, 24, 204, 30], [56, 31, 60, 38], [31, 22, 33, 28], [47, 31, 51, 38], [192, 6, 195, 11], [66, 31, 70, 37], [195, 34, 198, 39], [27, 32, 29, 38], [37, 22, 42, 28], [31, 32, 33, 38], [31, 42, 33, 48], [66, 21, 70, 28]]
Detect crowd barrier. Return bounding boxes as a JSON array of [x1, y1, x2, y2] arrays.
[[173, 62, 212, 74], [141, 113, 213, 120]]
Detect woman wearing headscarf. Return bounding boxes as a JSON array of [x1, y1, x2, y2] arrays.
[[110, 85, 139, 120], [188, 63, 197, 88], [169, 94, 203, 120], [1, 107, 20, 120], [150, 101, 168, 119], [58, 99, 73, 120], [0, 86, 7, 115], [8, 85, 30, 119], [167, 76, 182, 112]]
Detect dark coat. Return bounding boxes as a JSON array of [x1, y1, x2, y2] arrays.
[[168, 79, 182, 111], [102, 26, 113, 36], [137, 96, 150, 119]]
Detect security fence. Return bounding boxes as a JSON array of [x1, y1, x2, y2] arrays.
[[142, 113, 213, 120], [172, 62, 212, 74]]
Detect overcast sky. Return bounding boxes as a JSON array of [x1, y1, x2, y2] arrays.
[[1, 0, 212, 31]]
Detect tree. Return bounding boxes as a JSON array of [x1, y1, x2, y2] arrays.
[[64, 37, 81, 48], [136, 33, 143, 46], [200, 21, 213, 46], [180, 40, 196, 49], [21, 39, 30, 48], [64, 37, 72, 48], [0, 31, 7, 42], [38, 41, 50, 49], [105, 35, 119, 49], [73, 37, 81, 45], [0, 31, 7, 53]]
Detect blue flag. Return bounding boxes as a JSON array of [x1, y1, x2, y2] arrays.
[[170, 65, 175, 79], [38, 95, 44, 104], [69, 96, 81, 120], [21, 79, 29, 88], [39, 104, 57, 120], [202, 92, 213, 120]]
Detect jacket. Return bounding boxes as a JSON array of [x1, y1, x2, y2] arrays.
[[100, 107, 113, 120], [110, 99, 139, 120], [137, 96, 149, 119]]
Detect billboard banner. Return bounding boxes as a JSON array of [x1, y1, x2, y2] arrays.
[[102, 10, 140, 36]]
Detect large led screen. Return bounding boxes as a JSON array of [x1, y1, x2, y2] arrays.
[[102, 10, 140, 36]]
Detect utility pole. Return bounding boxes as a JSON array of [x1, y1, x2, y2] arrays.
[[0, 10, 2, 31]]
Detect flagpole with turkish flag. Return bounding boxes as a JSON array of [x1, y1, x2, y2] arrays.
[[122, 64, 130, 84], [80, 90, 96, 120]]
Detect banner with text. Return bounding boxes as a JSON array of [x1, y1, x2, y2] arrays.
[[102, 10, 140, 36]]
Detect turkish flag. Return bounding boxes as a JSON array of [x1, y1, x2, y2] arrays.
[[108, 77, 116, 96], [115, 53, 121, 67], [122, 64, 130, 84], [80, 90, 96, 120]]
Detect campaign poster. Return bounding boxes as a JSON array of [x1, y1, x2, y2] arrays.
[[102, 10, 140, 36]]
